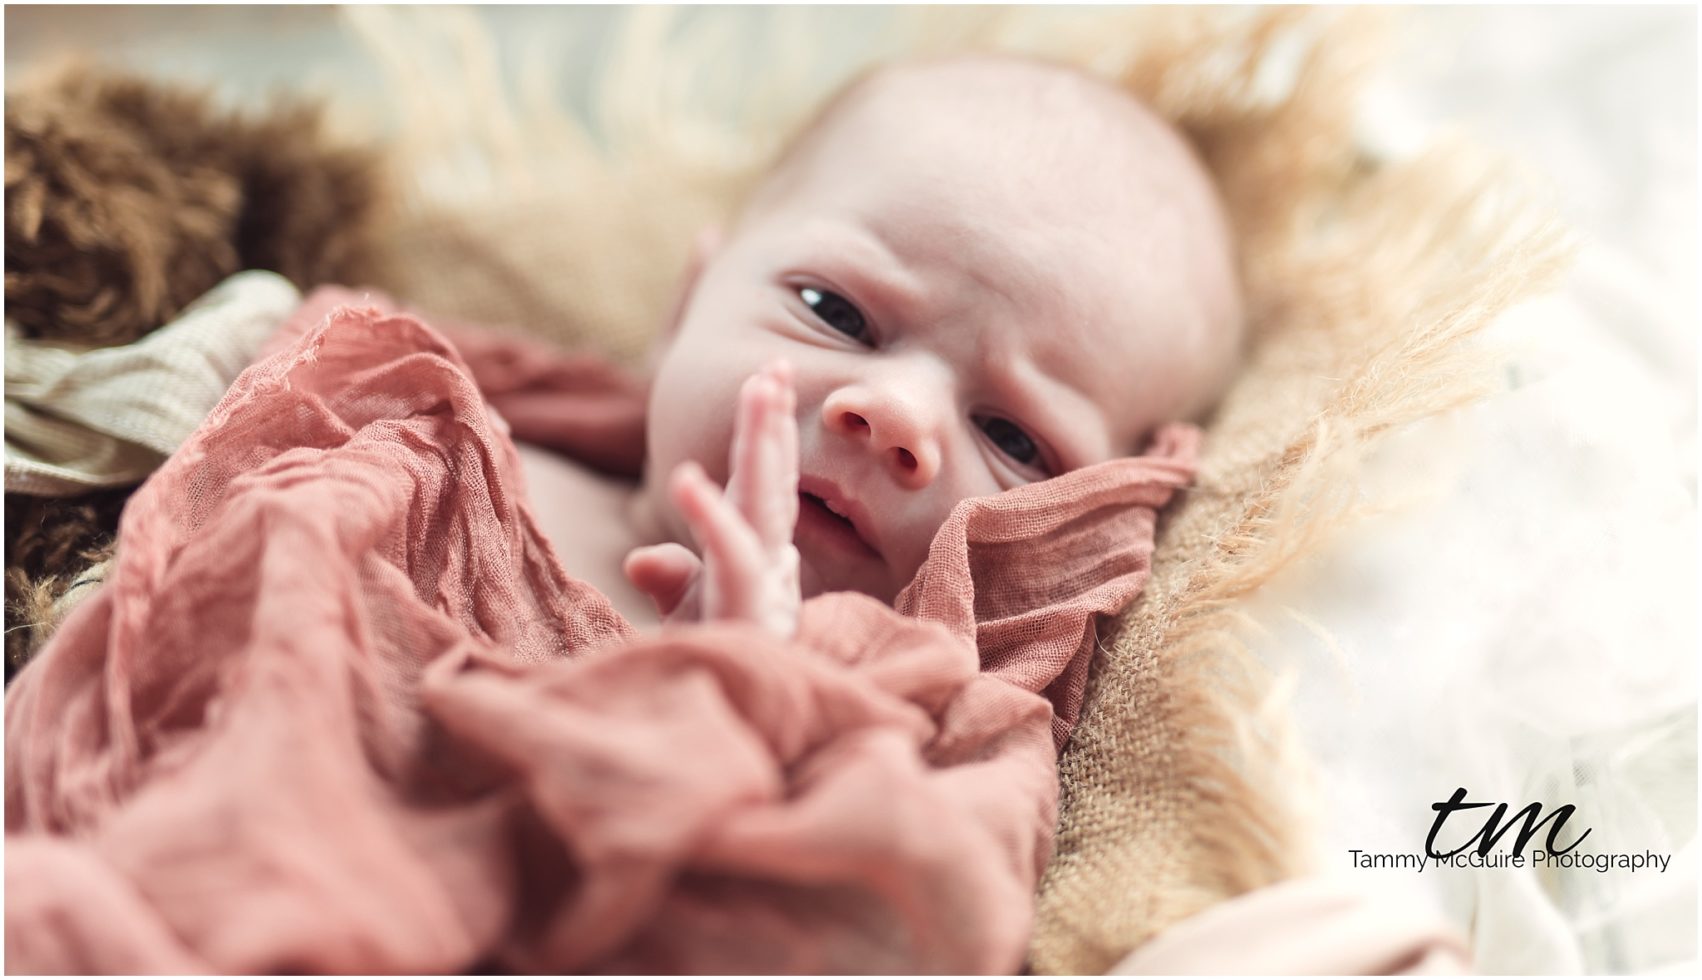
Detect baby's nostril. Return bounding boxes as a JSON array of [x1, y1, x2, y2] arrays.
[[842, 411, 869, 432], [895, 447, 917, 470]]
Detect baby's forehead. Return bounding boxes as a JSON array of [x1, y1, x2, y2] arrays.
[[766, 58, 1208, 235], [749, 56, 1245, 428]]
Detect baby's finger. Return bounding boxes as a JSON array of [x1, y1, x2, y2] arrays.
[[622, 543, 702, 617], [725, 370, 771, 518], [671, 463, 766, 611], [731, 363, 798, 549], [768, 366, 799, 550]]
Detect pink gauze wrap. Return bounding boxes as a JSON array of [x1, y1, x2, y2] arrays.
[[4, 288, 1198, 974]]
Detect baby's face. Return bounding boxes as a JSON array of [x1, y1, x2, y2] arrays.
[[641, 58, 1240, 603]]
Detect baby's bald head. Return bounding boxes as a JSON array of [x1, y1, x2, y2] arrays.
[[647, 56, 1245, 599], [741, 55, 1244, 426]]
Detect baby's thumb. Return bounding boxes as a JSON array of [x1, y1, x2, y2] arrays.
[[622, 543, 701, 619]]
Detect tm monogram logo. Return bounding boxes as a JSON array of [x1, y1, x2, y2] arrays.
[[1426, 787, 1592, 859]]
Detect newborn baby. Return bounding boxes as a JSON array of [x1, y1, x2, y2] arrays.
[[518, 54, 1243, 635], [2, 53, 1247, 977]]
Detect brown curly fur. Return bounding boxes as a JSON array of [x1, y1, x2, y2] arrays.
[[4, 489, 129, 678], [4, 64, 391, 680], [5, 64, 386, 343]]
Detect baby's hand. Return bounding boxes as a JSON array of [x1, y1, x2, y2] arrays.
[[623, 362, 802, 639]]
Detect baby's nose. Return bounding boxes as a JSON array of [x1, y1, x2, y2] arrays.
[[822, 388, 942, 490]]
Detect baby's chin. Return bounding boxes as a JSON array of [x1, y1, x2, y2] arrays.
[[796, 547, 902, 607]]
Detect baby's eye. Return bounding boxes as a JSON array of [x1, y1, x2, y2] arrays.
[[976, 415, 1047, 472], [798, 286, 870, 343]]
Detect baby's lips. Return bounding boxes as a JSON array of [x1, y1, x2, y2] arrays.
[[795, 473, 883, 558]]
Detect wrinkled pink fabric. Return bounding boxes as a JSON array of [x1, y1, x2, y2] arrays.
[[4, 289, 1197, 973]]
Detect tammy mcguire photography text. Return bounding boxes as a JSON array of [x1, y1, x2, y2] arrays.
[[1349, 849, 1671, 873]]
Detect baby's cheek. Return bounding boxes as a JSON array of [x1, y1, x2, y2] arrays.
[[894, 473, 992, 580], [652, 396, 732, 484], [648, 342, 741, 467], [886, 509, 953, 592]]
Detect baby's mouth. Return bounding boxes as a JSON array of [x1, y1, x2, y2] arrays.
[[797, 491, 878, 557]]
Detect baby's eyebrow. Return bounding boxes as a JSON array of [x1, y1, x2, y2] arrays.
[[809, 219, 1118, 468], [985, 349, 1114, 471], [804, 220, 929, 320]]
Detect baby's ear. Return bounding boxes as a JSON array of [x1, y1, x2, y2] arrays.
[[658, 225, 723, 342]]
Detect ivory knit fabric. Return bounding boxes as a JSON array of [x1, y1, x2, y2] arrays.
[[3, 270, 301, 495], [4, 290, 1195, 973], [1106, 876, 1472, 975]]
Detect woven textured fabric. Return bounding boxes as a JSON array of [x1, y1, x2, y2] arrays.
[[3, 270, 300, 495]]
